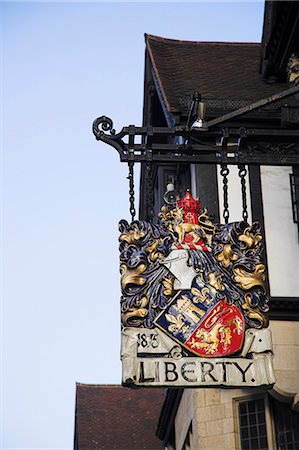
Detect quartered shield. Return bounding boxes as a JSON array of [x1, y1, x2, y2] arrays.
[[154, 295, 244, 357]]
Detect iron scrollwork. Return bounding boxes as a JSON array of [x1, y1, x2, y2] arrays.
[[93, 115, 115, 138], [246, 142, 299, 164], [92, 115, 128, 160], [93, 115, 299, 166]]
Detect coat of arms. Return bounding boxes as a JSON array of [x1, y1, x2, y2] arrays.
[[119, 192, 275, 387]]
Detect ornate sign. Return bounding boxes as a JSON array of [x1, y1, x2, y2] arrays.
[[120, 192, 275, 387]]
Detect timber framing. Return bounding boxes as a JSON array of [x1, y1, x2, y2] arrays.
[[269, 298, 299, 320]]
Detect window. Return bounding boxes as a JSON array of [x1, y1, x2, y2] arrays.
[[237, 395, 299, 450], [238, 398, 268, 450], [271, 397, 299, 450]]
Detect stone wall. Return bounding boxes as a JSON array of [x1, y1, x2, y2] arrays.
[[173, 321, 299, 450], [175, 387, 268, 450], [270, 320, 299, 406]]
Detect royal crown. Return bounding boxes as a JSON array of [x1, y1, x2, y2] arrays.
[[177, 190, 200, 224]]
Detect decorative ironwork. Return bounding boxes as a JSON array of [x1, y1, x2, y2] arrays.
[[146, 162, 154, 222], [290, 173, 299, 224], [281, 106, 299, 126], [93, 116, 115, 137], [238, 164, 248, 222], [92, 116, 299, 166], [92, 115, 127, 160], [246, 142, 299, 165], [220, 164, 229, 224], [128, 161, 136, 221]]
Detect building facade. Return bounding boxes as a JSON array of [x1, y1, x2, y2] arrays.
[[137, 2, 299, 449]]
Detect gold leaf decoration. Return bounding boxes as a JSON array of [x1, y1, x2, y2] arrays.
[[241, 293, 269, 328], [165, 313, 189, 334], [198, 209, 215, 245], [162, 276, 174, 296], [119, 229, 145, 244], [121, 296, 149, 325], [189, 322, 234, 354], [174, 295, 205, 323], [198, 209, 215, 231], [120, 263, 146, 290], [216, 244, 238, 268], [233, 264, 266, 291], [208, 273, 225, 291], [238, 229, 262, 248], [191, 286, 212, 305], [158, 205, 183, 232], [174, 222, 203, 245], [145, 239, 165, 261]]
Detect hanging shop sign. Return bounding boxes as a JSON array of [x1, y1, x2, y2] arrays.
[[120, 191, 275, 388]]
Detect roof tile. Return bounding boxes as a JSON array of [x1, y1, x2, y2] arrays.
[[75, 384, 165, 449], [146, 34, 288, 115]]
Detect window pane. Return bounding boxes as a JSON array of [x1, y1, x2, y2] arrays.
[[240, 427, 249, 439], [248, 402, 255, 413], [249, 413, 257, 426], [240, 403, 247, 415], [258, 411, 265, 423], [240, 415, 248, 427], [242, 439, 250, 450]]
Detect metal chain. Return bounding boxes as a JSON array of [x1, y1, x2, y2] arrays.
[[127, 161, 136, 222], [238, 164, 248, 222], [146, 162, 154, 222], [220, 164, 229, 224]]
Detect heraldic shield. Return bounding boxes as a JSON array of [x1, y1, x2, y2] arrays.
[[119, 191, 275, 388]]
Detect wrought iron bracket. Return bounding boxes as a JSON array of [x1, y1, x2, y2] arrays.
[[93, 116, 299, 166]]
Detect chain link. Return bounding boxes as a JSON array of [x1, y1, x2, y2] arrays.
[[220, 164, 229, 224], [127, 161, 136, 222], [238, 164, 248, 222], [146, 162, 154, 222]]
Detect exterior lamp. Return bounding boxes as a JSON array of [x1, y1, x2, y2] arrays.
[[163, 183, 179, 206], [191, 97, 208, 131]]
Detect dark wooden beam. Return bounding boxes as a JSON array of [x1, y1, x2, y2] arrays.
[[206, 85, 299, 128]]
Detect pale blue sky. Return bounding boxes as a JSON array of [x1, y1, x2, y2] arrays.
[[1, 2, 264, 448]]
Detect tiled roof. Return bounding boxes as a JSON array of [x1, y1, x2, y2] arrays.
[[145, 34, 288, 116], [74, 384, 165, 450]]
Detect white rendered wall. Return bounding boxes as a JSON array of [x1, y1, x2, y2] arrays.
[[192, 164, 298, 296], [261, 166, 299, 297], [217, 165, 252, 224], [191, 164, 252, 223]]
